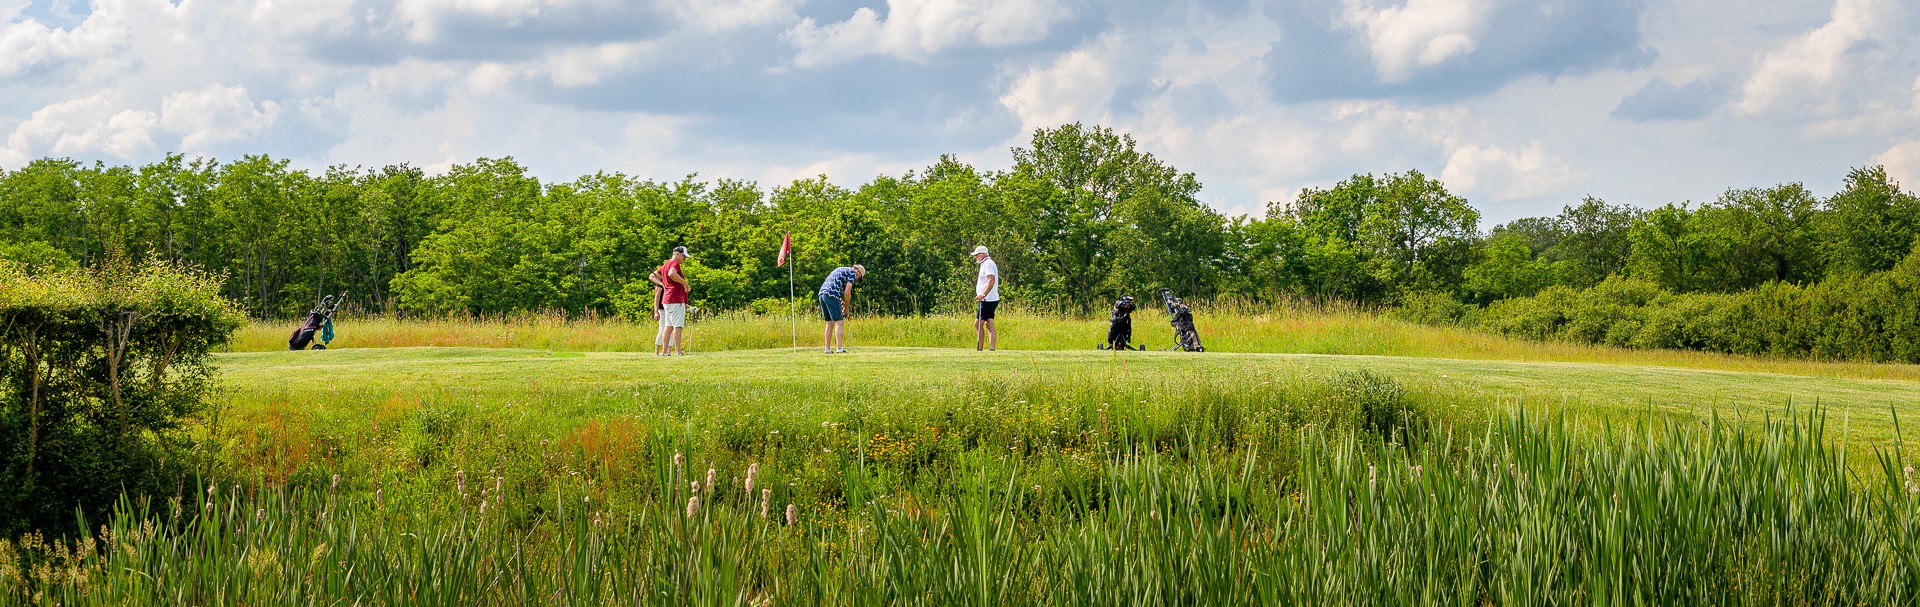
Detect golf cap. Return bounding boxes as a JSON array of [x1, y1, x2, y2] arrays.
[[673, 246, 689, 257], [971, 245, 990, 256]]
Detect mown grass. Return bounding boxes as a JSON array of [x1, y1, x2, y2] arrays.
[[230, 305, 1920, 382]]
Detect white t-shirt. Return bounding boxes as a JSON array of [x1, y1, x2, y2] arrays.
[[976, 258, 1000, 302]]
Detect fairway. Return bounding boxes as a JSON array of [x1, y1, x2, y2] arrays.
[[219, 345, 1920, 451]]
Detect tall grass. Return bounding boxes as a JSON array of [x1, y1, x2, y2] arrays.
[[6, 408, 1916, 605], [230, 305, 1920, 382]]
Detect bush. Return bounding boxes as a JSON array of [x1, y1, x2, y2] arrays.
[[0, 260, 244, 536], [1332, 370, 1419, 441], [0, 241, 76, 275], [1454, 246, 1920, 363], [1390, 291, 1473, 326]]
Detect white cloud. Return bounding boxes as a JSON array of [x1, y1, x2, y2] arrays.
[[0, 0, 131, 78], [1441, 141, 1587, 201], [159, 84, 282, 152], [1341, 0, 1487, 82], [787, 0, 1071, 68], [0, 0, 1907, 226], [1734, 0, 1903, 116], [663, 0, 795, 30], [1333, 100, 1468, 156], [3, 92, 157, 163], [538, 40, 658, 87], [394, 0, 581, 42], [997, 35, 1126, 133], [1875, 139, 1920, 190]]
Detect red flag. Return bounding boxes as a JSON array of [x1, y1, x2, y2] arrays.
[[776, 232, 791, 267]]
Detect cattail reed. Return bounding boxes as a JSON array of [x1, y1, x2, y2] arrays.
[[746, 463, 759, 495], [705, 467, 716, 495], [760, 489, 771, 518], [785, 504, 797, 525], [687, 495, 701, 518]]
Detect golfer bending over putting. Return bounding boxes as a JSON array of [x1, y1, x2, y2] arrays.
[[971, 246, 999, 351], [818, 264, 864, 353]]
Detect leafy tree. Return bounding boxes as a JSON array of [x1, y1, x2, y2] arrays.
[[1008, 123, 1203, 312], [1823, 165, 1920, 275], [1626, 203, 1724, 292], [1719, 183, 1824, 285], [0, 159, 89, 259], [1464, 232, 1558, 302], [0, 240, 76, 274], [1490, 216, 1561, 256], [1281, 171, 1477, 302], [0, 260, 244, 536], [1550, 197, 1639, 288], [392, 158, 553, 315]]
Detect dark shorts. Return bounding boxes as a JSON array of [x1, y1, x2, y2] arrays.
[[820, 293, 845, 322], [976, 300, 999, 320]]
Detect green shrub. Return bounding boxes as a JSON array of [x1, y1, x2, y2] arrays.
[[1390, 291, 1473, 326], [1332, 370, 1420, 441], [0, 260, 243, 536], [0, 241, 75, 276], [747, 296, 811, 316], [1452, 246, 1920, 363]]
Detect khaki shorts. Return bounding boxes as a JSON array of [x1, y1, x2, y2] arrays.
[[660, 303, 686, 327]]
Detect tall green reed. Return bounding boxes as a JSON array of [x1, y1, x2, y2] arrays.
[[6, 409, 1915, 605]]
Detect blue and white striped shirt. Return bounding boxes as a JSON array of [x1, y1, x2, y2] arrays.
[[818, 266, 858, 297]]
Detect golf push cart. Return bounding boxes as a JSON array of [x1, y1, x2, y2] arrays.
[[1097, 290, 1206, 352], [288, 292, 346, 350], [1160, 288, 1205, 352]]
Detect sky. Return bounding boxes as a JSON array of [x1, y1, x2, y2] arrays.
[[2, 0, 1917, 224]]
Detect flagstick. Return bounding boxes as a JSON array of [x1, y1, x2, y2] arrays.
[[788, 251, 797, 352]]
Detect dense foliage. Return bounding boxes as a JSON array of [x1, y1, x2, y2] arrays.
[[1403, 246, 1920, 363], [0, 125, 1231, 317], [4, 124, 1917, 356], [0, 260, 244, 536]]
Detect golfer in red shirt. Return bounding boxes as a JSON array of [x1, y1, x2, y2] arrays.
[[652, 246, 691, 356]]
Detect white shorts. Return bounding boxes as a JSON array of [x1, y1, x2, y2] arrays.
[[660, 303, 686, 328]]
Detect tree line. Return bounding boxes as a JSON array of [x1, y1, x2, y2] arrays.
[[3, 124, 1917, 329]]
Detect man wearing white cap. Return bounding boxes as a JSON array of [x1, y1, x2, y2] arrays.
[[970, 245, 999, 351], [652, 246, 691, 356]]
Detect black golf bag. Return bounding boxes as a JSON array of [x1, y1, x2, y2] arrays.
[[288, 292, 346, 350], [1098, 296, 1145, 351], [1160, 289, 1204, 352]]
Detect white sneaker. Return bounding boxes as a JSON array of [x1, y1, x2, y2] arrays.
[[835, 348, 847, 353]]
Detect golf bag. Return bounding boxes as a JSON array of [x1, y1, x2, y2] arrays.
[[1160, 289, 1204, 352], [288, 292, 346, 350], [1098, 296, 1145, 351]]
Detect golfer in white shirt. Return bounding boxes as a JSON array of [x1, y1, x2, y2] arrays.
[[971, 245, 999, 351]]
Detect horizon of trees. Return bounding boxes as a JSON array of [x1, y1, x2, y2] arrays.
[[3, 123, 1917, 321]]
